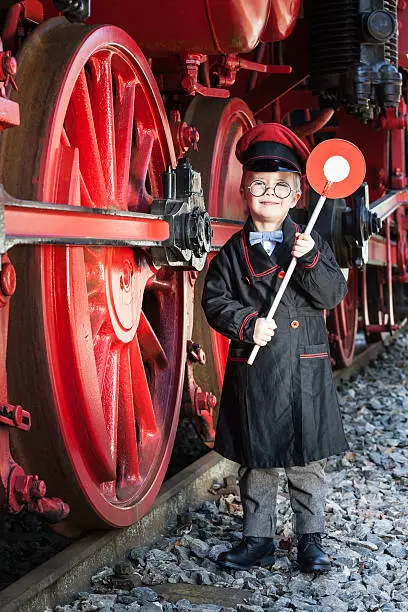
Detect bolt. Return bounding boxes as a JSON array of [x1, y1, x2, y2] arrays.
[[207, 393, 217, 410], [181, 125, 199, 150], [195, 390, 207, 413], [14, 475, 32, 503], [12, 405, 23, 427], [30, 476, 46, 499], [195, 390, 216, 414], [2, 52, 17, 77], [0, 262, 16, 296]]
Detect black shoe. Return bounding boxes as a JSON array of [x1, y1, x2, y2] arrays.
[[297, 533, 331, 572], [216, 536, 276, 570]]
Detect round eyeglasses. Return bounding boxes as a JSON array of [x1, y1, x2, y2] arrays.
[[248, 179, 293, 199]]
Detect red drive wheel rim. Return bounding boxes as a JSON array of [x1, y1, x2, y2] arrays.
[[185, 97, 255, 391], [327, 268, 359, 367], [2, 19, 187, 529]]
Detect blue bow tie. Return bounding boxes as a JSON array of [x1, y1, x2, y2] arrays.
[[249, 230, 284, 246]]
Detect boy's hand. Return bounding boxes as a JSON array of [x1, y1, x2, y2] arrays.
[[253, 318, 277, 346], [292, 232, 315, 259]]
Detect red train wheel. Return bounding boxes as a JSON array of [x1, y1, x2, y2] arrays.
[[185, 97, 255, 398], [327, 268, 359, 367], [1, 19, 188, 531]]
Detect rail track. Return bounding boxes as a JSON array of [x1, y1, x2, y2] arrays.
[[0, 331, 405, 612]]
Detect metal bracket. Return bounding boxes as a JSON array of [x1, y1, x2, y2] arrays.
[[53, 0, 90, 22], [310, 182, 383, 268], [150, 198, 211, 271]]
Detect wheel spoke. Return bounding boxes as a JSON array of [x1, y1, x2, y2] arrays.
[[88, 51, 117, 204], [115, 74, 136, 208], [94, 333, 112, 389], [128, 126, 154, 211], [130, 335, 159, 441], [117, 344, 140, 500], [61, 128, 95, 208], [138, 311, 168, 370], [330, 270, 358, 366], [100, 341, 120, 473], [65, 68, 107, 205], [339, 303, 349, 342], [67, 247, 116, 481], [54, 144, 81, 206]]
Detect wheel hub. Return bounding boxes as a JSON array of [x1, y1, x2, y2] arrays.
[[106, 250, 141, 342]]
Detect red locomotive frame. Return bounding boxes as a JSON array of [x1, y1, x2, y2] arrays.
[[0, 0, 406, 533]]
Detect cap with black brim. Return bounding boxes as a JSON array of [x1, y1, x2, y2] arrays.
[[241, 142, 302, 174]]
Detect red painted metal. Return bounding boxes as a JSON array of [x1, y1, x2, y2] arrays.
[[0, 20, 189, 530], [0, 51, 17, 89], [396, 205, 408, 282], [0, 0, 406, 528], [169, 110, 200, 160], [261, 0, 301, 42], [368, 236, 398, 266], [181, 54, 229, 98], [399, 2, 408, 68], [186, 97, 255, 395], [215, 53, 292, 89], [211, 219, 244, 249], [327, 269, 359, 367], [0, 27, 19, 129], [184, 341, 217, 445], [294, 109, 335, 138], [0, 97, 19, 129], [43, 0, 278, 55], [370, 189, 408, 220], [3, 198, 170, 243], [362, 267, 400, 340], [0, 403, 30, 430], [0, 254, 68, 521]]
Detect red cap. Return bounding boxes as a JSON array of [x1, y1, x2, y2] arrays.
[[235, 123, 310, 174]]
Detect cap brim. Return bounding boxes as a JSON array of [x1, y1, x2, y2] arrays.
[[243, 157, 301, 174]]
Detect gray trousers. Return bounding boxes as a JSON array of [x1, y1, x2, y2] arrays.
[[239, 460, 328, 537]]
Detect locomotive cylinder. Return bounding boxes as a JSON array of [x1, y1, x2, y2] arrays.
[[42, 0, 301, 54]]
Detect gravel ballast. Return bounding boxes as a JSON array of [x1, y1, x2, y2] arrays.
[[50, 331, 408, 612]]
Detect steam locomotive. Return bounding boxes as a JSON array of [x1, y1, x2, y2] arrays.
[[0, 0, 405, 534]]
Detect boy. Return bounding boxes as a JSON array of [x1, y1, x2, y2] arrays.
[[201, 124, 349, 572]]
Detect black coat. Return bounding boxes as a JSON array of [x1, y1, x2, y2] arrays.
[[202, 215, 349, 468]]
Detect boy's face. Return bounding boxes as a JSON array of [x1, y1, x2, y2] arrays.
[[241, 170, 301, 229]]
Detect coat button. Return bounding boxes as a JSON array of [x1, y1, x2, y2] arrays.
[[278, 270, 285, 279], [290, 320, 299, 329]]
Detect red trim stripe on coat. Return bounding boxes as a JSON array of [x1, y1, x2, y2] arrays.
[[300, 352, 328, 358], [301, 250, 320, 269], [241, 231, 279, 277], [239, 311, 258, 341]]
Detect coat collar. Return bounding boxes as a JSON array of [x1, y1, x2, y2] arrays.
[[241, 215, 299, 278]]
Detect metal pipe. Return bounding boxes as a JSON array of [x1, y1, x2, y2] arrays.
[[294, 108, 334, 138]]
